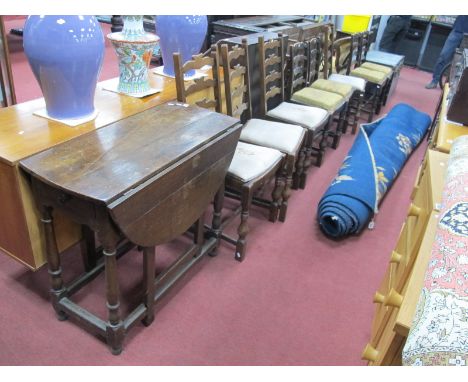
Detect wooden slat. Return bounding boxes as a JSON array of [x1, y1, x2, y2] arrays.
[[195, 98, 218, 109], [232, 102, 248, 119], [265, 55, 282, 67], [185, 77, 217, 96], [229, 65, 246, 81], [265, 71, 282, 85], [265, 87, 281, 101], [263, 39, 281, 50], [227, 46, 245, 61], [182, 54, 213, 72]]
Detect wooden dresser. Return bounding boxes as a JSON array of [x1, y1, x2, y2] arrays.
[[362, 148, 448, 365]]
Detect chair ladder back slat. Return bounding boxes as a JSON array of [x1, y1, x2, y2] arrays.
[[259, 35, 285, 116], [173, 44, 221, 112], [220, 38, 252, 120]]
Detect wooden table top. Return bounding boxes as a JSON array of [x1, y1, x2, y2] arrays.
[[0, 72, 178, 166], [19, 102, 240, 205], [435, 84, 468, 154]]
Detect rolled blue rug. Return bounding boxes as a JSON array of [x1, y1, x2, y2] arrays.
[[317, 103, 432, 239]]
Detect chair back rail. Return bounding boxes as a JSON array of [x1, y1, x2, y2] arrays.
[[220, 38, 252, 121], [173, 44, 222, 112], [259, 34, 285, 116], [286, 41, 309, 99]]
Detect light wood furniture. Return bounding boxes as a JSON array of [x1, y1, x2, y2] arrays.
[[432, 84, 468, 154], [20, 102, 241, 354], [362, 149, 449, 365], [0, 72, 191, 270]]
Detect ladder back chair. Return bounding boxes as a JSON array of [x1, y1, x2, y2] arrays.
[[288, 37, 352, 151], [220, 37, 307, 221], [241, 33, 332, 190], [174, 44, 285, 262], [173, 45, 222, 111]]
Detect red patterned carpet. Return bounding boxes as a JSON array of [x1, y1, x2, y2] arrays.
[[0, 18, 441, 365]]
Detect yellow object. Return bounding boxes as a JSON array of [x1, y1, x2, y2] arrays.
[[351, 67, 388, 85], [361, 62, 393, 75], [310, 79, 354, 98], [291, 87, 344, 112], [434, 84, 468, 153], [342, 15, 372, 34]]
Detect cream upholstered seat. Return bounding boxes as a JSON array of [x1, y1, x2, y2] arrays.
[[290, 87, 346, 112], [309, 79, 354, 99], [228, 142, 283, 183], [328, 73, 366, 92], [266, 101, 329, 131], [240, 118, 306, 155]]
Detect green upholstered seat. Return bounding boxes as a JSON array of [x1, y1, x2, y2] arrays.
[[291, 87, 345, 112], [310, 79, 354, 99], [350, 67, 388, 85], [360, 62, 393, 75]]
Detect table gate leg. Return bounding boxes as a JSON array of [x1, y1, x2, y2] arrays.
[[104, 247, 125, 355], [142, 246, 156, 326], [210, 184, 224, 257], [194, 213, 205, 256], [41, 206, 68, 321], [80, 225, 97, 272]]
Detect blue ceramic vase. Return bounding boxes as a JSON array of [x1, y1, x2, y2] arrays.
[[107, 16, 159, 94], [23, 15, 105, 119], [155, 15, 208, 77]]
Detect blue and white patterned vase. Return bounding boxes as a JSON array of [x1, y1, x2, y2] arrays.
[[107, 16, 159, 94], [23, 15, 105, 119], [155, 15, 208, 77]]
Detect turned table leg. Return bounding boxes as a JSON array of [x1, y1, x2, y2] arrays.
[[104, 246, 125, 355], [142, 246, 156, 326], [41, 206, 68, 321], [210, 182, 225, 257]]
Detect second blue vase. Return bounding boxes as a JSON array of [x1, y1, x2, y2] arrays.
[[155, 15, 208, 77]]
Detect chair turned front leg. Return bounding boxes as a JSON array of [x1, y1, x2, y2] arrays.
[[279, 156, 294, 222], [104, 247, 125, 355], [235, 188, 252, 262], [269, 174, 284, 222], [292, 145, 306, 190], [41, 206, 68, 321], [142, 246, 156, 327]]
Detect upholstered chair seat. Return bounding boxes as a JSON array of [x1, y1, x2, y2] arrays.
[[266, 101, 329, 131], [290, 87, 346, 112], [228, 142, 283, 182], [240, 118, 306, 155], [360, 61, 393, 75], [310, 78, 354, 98], [327, 73, 366, 92], [350, 67, 389, 85], [365, 51, 404, 68]]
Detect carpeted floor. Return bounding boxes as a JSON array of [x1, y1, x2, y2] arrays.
[[0, 17, 441, 365]]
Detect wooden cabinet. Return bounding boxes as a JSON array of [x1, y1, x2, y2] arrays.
[[362, 149, 449, 365]]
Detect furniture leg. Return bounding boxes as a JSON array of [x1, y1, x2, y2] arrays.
[[269, 174, 284, 222], [279, 156, 294, 222], [193, 213, 205, 255], [235, 188, 253, 262], [293, 145, 306, 190], [300, 130, 314, 189], [142, 246, 156, 327], [104, 246, 125, 355], [41, 206, 68, 321], [210, 182, 224, 257], [80, 225, 97, 272]]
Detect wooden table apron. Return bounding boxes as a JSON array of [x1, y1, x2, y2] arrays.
[[19, 102, 241, 354]]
